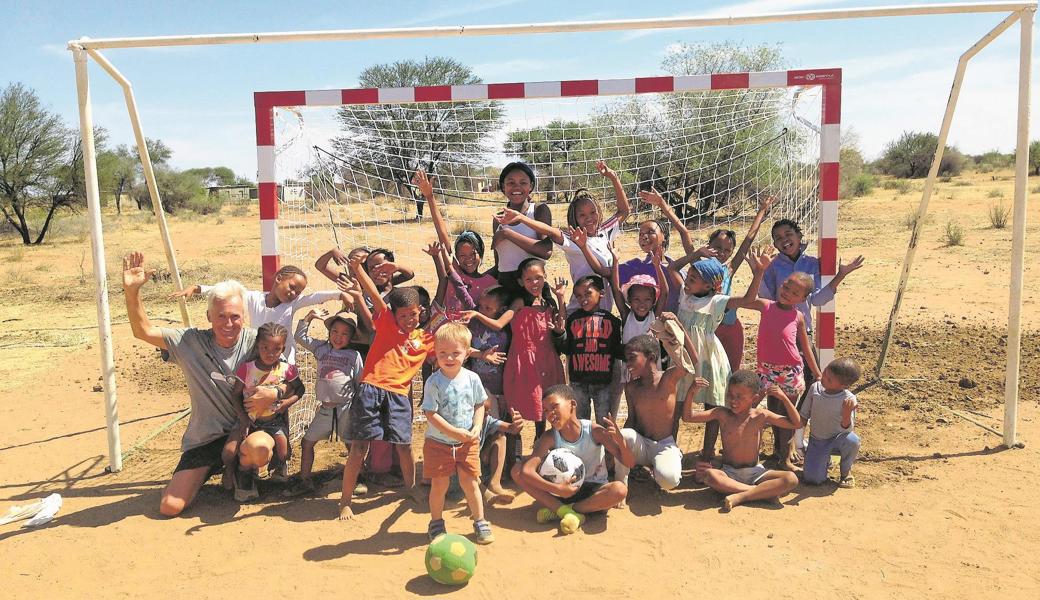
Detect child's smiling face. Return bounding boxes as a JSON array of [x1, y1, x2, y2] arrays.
[[778, 275, 812, 306], [638, 221, 665, 253], [684, 268, 712, 296], [574, 280, 602, 312], [772, 224, 803, 259], [519, 264, 546, 298], [501, 171, 533, 207], [628, 286, 656, 317]]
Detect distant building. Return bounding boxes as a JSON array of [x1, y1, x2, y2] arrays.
[[207, 185, 257, 202]]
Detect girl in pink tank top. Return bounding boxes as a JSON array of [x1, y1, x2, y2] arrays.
[[742, 270, 823, 469]]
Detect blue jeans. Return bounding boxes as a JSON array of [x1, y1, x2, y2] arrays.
[[803, 431, 861, 484], [571, 381, 612, 424]]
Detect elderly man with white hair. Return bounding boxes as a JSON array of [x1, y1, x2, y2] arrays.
[[123, 252, 283, 516]]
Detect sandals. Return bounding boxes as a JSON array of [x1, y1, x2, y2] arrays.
[[428, 518, 447, 541], [473, 519, 495, 545]]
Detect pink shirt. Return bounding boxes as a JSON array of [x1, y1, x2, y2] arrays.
[[444, 271, 497, 313], [756, 300, 802, 366]]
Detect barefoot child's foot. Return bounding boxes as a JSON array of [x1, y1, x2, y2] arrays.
[[483, 483, 515, 506], [406, 485, 428, 506], [338, 504, 356, 521]]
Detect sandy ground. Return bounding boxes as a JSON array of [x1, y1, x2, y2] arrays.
[[1, 168, 1038, 599]]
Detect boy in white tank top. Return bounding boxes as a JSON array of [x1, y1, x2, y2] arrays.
[[510, 384, 635, 535]]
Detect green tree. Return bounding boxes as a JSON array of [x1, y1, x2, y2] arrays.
[[183, 166, 241, 187], [131, 167, 206, 214], [876, 131, 965, 178], [98, 144, 137, 213], [333, 57, 506, 201], [1030, 140, 1040, 176], [0, 83, 98, 244]]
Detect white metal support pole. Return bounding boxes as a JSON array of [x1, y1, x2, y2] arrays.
[[84, 47, 191, 327], [1004, 6, 1032, 447], [72, 45, 122, 472], [875, 11, 1022, 377]]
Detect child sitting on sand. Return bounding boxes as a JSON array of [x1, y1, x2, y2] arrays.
[[613, 329, 698, 497], [684, 370, 800, 511], [800, 357, 862, 488], [511, 384, 634, 535]]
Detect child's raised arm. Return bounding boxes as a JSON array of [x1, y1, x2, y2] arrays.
[[725, 248, 772, 311], [608, 240, 629, 322], [762, 386, 802, 430], [681, 377, 714, 422], [424, 242, 449, 306], [349, 255, 387, 315], [314, 247, 348, 283], [639, 188, 695, 256], [730, 195, 774, 275], [597, 160, 631, 224], [414, 169, 453, 251], [651, 246, 668, 317], [569, 226, 611, 280], [821, 255, 865, 297], [167, 283, 204, 300]]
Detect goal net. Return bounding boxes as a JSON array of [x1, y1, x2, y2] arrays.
[[255, 70, 841, 442]]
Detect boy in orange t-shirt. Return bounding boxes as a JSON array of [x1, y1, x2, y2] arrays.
[[339, 255, 435, 520]]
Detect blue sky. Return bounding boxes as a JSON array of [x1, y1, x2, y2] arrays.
[[2, 0, 1036, 179]]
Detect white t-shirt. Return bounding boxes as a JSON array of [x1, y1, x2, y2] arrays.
[[496, 202, 541, 272], [558, 214, 621, 312], [199, 286, 341, 364]]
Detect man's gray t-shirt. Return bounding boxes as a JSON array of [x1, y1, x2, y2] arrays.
[[800, 381, 856, 441], [161, 327, 257, 451]]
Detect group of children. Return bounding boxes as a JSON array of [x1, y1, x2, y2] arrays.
[[183, 159, 867, 540]]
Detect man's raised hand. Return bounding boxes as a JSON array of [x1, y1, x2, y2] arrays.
[[122, 252, 154, 291]]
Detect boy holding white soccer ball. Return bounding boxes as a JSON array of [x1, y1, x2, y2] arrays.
[[511, 384, 635, 534]]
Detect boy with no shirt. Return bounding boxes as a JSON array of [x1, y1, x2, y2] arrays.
[[613, 323, 699, 500], [684, 370, 800, 510]]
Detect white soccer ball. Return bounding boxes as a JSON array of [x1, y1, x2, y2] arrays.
[[539, 448, 585, 488]]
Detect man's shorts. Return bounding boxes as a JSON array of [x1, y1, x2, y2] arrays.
[[349, 383, 413, 444], [722, 463, 768, 486], [559, 481, 604, 504], [423, 438, 480, 479], [173, 435, 228, 478], [303, 404, 351, 444]]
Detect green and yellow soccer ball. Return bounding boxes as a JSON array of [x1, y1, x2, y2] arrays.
[[425, 533, 477, 585]]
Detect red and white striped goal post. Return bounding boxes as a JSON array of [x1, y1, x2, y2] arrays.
[[254, 68, 842, 365]]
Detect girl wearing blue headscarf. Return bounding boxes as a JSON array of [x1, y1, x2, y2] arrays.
[[664, 249, 773, 462]]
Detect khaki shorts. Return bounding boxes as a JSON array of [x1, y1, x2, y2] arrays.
[[303, 404, 351, 443], [423, 437, 480, 479]]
